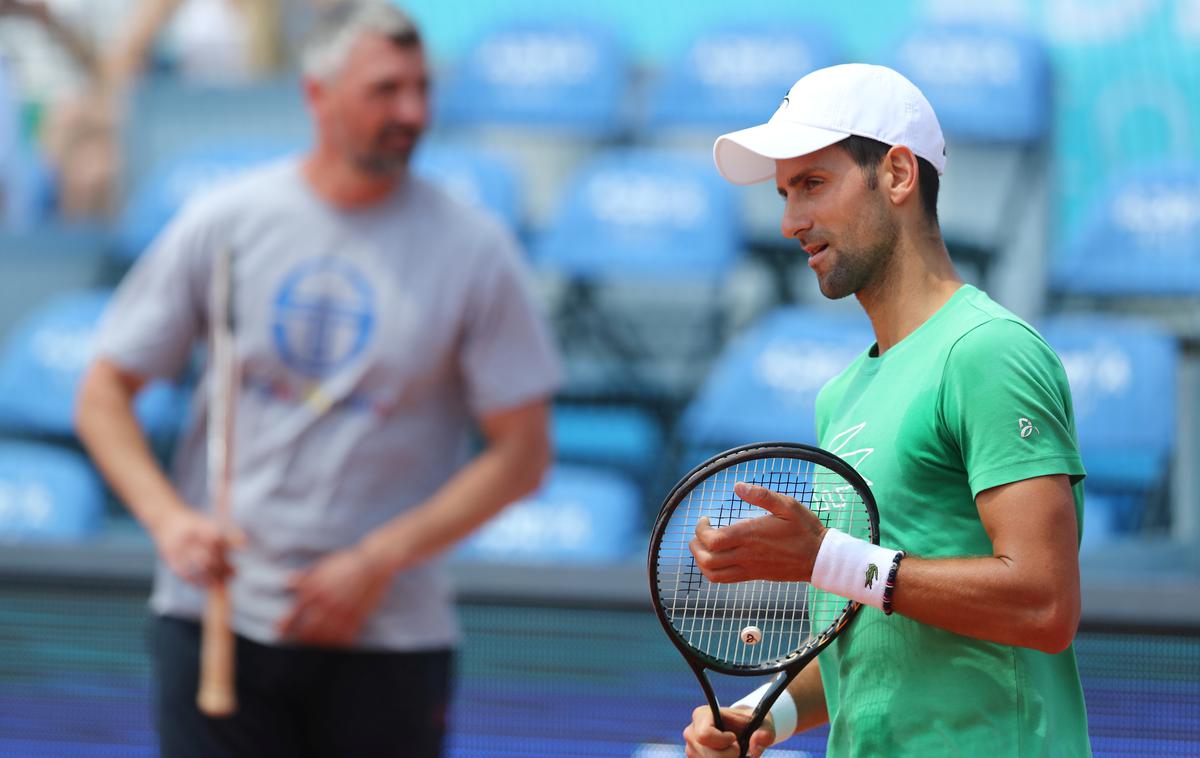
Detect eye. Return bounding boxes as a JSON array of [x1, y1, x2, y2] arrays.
[[804, 177, 824, 191]]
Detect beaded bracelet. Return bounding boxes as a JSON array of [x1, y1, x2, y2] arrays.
[[880, 550, 907, 616]]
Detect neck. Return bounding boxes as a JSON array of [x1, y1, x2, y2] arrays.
[[301, 145, 403, 210], [856, 225, 963, 355]]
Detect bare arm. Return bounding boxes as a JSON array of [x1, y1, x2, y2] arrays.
[[277, 396, 553, 645], [76, 357, 182, 533], [357, 396, 552, 573], [75, 357, 237, 584], [0, 0, 97, 73], [886, 475, 1081, 653], [787, 660, 829, 734], [97, 0, 182, 93], [692, 474, 1081, 654]]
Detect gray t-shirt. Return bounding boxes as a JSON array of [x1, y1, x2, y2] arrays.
[[97, 159, 561, 650]]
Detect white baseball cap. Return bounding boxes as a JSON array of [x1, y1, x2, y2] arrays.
[[712, 63, 946, 185]]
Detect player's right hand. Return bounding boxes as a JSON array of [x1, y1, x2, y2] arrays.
[[154, 506, 244, 587], [683, 705, 775, 758]]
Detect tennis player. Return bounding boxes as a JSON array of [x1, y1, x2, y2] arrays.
[[682, 64, 1091, 757], [74, 3, 559, 756]]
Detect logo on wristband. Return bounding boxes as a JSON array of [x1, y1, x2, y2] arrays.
[[865, 562, 879, 589]]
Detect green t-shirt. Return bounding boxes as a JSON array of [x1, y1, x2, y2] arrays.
[[813, 285, 1091, 757]]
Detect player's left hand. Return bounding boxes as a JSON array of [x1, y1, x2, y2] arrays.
[[277, 546, 392, 646], [690, 481, 828, 584]]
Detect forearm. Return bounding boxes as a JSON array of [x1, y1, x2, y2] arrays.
[[360, 416, 549, 574], [788, 658, 828, 734], [38, 14, 98, 74], [76, 362, 188, 537], [887, 553, 1080, 653], [98, 0, 180, 93]]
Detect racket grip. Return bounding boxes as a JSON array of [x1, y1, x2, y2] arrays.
[[196, 584, 237, 717], [737, 733, 752, 758]]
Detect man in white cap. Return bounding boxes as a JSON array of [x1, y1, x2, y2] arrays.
[[683, 64, 1091, 757]]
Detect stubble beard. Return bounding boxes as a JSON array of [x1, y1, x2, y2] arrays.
[[816, 197, 900, 301], [342, 122, 421, 177], [354, 150, 411, 177]]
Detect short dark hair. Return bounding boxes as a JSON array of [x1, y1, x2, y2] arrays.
[[835, 135, 939, 224]]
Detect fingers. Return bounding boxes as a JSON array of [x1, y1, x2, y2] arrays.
[[683, 705, 739, 758], [165, 517, 243, 587], [693, 484, 803, 552], [222, 526, 248, 550], [278, 570, 357, 645], [690, 520, 748, 584], [278, 599, 354, 646], [683, 705, 775, 758], [747, 725, 776, 758], [734, 481, 800, 518]]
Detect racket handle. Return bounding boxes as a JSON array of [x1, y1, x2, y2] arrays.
[[196, 583, 237, 717], [737, 732, 751, 758]]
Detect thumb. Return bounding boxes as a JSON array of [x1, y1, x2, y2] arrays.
[[222, 526, 248, 549], [285, 569, 307, 591], [734, 481, 798, 519], [747, 724, 777, 758]]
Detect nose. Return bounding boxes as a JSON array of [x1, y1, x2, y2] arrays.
[[780, 197, 813, 241], [393, 88, 429, 128]]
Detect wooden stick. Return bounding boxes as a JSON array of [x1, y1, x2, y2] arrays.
[[197, 246, 237, 718]]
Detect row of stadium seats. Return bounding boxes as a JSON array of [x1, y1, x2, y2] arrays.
[[101, 136, 1200, 298], [0, 15, 1194, 562], [112, 18, 1056, 296], [0, 285, 1181, 557]]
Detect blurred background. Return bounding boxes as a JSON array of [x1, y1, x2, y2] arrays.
[[0, 0, 1198, 756]]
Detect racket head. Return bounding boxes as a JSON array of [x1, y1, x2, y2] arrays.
[[648, 442, 879, 676]]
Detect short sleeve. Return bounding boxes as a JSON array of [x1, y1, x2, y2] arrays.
[[459, 227, 561, 416], [939, 319, 1086, 497], [94, 198, 215, 380]]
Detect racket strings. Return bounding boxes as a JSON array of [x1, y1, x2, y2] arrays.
[[654, 454, 872, 670]]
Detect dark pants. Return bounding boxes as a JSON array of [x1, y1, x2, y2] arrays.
[[148, 614, 453, 758]]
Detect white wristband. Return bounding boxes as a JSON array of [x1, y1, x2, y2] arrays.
[[732, 682, 797, 746], [810, 528, 902, 610]]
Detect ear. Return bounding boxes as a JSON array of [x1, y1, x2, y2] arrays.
[[302, 76, 327, 112], [881, 145, 920, 208]]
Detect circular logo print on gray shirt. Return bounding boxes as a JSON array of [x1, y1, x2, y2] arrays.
[[271, 258, 375, 377]]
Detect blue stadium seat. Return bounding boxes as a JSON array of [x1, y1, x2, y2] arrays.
[[115, 141, 298, 261], [432, 18, 632, 232], [639, 23, 843, 259], [122, 75, 310, 197], [0, 225, 111, 345], [533, 148, 741, 405], [0, 289, 187, 443], [0, 441, 105, 541], [436, 19, 628, 137], [643, 23, 841, 137], [454, 464, 642, 564], [1050, 164, 1200, 299], [552, 401, 664, 492], [892, 24, 1050, 144], [534, 148, 738, 280], [890, 23, 1052, 307], [1039, 314, 1179, 542], [677, 306, 873, 464], [412, 142, 524, 233]]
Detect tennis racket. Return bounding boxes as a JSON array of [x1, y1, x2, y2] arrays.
[[648, 442, 878, 757], [197, 246, 238, 718]]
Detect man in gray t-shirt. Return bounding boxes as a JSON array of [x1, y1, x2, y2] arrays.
[[75, 4, 559, 757]]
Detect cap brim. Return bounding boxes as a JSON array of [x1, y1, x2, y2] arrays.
[[713, 121, 851, 185]]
